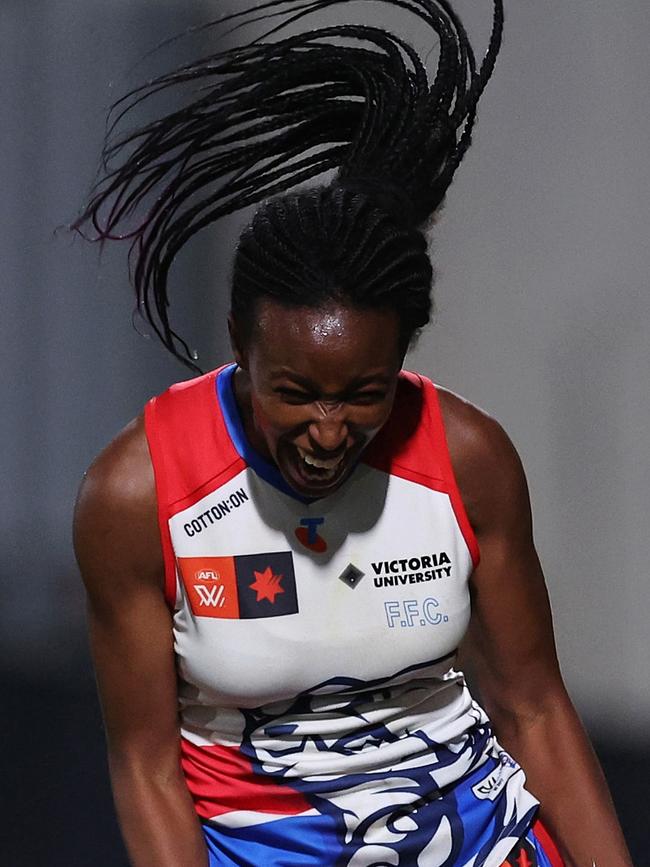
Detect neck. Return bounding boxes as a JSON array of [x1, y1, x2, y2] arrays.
[[231, 366, 274, 462]]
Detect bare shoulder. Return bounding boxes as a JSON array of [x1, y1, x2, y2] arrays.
[[73, 414, 163, 599], [77, 414, 154, 506], [435, 386, 530, 536]]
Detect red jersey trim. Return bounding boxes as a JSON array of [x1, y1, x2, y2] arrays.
[[144, 366, 242, 608], [363, 370, 480, 570], [144, 398, 180, 608], [167, 459, 247, 518], [424, 378, 480, 570], [180, 736, 313, 820]]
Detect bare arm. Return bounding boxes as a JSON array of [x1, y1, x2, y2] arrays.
[[439, 390, 632, 867], [74, 416, 209, 867]]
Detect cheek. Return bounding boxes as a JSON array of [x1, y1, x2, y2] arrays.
[[354, 396, 399, 445], [357, 394, 398, 434], [250, 392, 276, 434], [362, 418, 389, 447], [250, 393, 297, 454]]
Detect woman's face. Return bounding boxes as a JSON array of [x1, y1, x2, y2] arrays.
[[230, 299, 404, 498]]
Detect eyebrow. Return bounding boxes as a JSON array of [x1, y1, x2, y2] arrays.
[[269, 370, 392, 389]]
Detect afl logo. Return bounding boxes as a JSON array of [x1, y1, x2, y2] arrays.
[[195, 569, 220, 581], [295, 517, 327, 553]]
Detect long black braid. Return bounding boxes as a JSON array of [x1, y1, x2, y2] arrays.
[[74, 0, 504, 370]]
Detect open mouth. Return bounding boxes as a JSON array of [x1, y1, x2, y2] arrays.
[[297, 445, 344, 473], [288, 444, 349, 490]]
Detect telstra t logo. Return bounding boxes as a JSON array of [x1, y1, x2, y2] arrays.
[[295, 517, 327, 553]]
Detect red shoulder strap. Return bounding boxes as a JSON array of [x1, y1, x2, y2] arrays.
[[363, 370, 479, 568], [144, 368, 245, 606]]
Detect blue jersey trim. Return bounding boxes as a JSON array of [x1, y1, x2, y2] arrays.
[[216, 363, 316, 505]]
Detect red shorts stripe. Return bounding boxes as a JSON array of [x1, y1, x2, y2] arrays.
[[531, 819, 564, 867]]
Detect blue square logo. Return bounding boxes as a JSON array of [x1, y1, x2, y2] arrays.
[[234, 552, 298, 618]]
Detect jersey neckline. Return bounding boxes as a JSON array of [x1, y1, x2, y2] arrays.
[[216, 363, 319, 505]]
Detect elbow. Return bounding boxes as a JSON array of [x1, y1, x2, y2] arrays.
[[483, 679, 575, 740]]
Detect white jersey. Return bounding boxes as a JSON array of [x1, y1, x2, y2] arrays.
[[144, 363, 539, 866]]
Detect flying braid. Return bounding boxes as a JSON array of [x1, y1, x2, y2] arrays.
[[74, 0, 504, 369]]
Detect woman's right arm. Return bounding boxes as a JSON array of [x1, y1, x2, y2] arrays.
[[73, 415, 209, 867]]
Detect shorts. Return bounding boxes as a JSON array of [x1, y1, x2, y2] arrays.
[[204, 816, 565, 866], [500, 819, 564, 867]]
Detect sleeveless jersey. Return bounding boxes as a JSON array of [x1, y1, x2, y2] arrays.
[[144, 364, 541, 867]]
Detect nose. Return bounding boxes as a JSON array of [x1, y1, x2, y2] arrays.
[[308, 403, 349, 453]]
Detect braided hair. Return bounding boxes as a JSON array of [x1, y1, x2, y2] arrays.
[[74, 0, 504, 370]]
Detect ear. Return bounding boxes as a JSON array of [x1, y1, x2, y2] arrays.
[[227, 313, 248, 370]]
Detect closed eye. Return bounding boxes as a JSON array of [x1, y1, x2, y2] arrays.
[[347, 391, 388, 405], [275, 388, 314, 404], [275, 388, 387, 405]]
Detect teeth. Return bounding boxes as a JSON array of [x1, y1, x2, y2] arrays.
[[297, 446, 343, 471]]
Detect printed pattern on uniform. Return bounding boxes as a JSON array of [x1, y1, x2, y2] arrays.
[[144, 363, 557, 867]]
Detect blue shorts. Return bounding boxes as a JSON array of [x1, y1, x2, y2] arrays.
[[204, 817, 564, 866]]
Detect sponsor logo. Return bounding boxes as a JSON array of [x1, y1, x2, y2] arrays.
[[249, 566, 285, 604], [195, 569, 220, 581], [472, 768, 506, 801], [177, 552, 298, 619], [371, 552, 452, 588], [183, 488, 249, 537], [194, 583, 226, 608], [471, 751, 518, 802], [384, 597, 449, 628], [295, 516, 327, 552], [338, 563, 364, 589]]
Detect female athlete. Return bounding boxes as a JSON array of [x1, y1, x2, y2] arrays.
[[73, 1, 632, 864]]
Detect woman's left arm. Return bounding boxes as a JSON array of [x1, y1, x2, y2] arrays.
[[439, 390, 632, 867]]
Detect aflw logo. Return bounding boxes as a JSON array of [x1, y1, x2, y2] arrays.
[[193, 568, 225, 608], [194, 583, 226, 608]]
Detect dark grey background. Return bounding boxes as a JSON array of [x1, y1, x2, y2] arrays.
[[2, 1, 647, 863]]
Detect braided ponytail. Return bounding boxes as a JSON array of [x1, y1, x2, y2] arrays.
[[74, 0, 504, 370]]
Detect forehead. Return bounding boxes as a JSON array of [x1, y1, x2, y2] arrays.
[[249, 300, 402, 379]]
